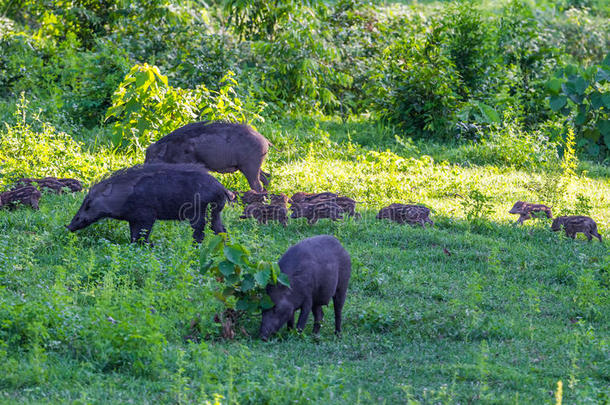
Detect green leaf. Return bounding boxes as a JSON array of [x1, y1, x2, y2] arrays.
[[596, 68, 610, 83], [219, 261, 235, 277], [475, 102, 500, 124], [590, 92, 605, 110], [598, 120, 610, 137], [574, 105, 588, 126], [236, 298, 250, 311], [549, 95, 567, 111], [564, 65, 578, 76], [583, 128, 600, 142], [204, 234, 224, 256], [222, 287, 235, 297], [587, 142, 600, 156], [277, 273, 291, 287], [602, 52, 610, 67], [260, 295, 274, 310], [546, 78, 562, 95], [224, 244, 248, 265], [226, 273, 240, 285], [199, 259, 213, 275], [572, 76, 588, 95], [254, 268, 271, 286], [240, 274, 255, 292], [604, 133, 610, 149], [603, 93, 610, 109]]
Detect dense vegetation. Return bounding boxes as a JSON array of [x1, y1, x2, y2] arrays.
[[0, 0, 608, 403]]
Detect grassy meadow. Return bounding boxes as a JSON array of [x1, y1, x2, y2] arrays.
[[1, 117, 608, 404]]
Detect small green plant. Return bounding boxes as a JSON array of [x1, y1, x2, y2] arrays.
[[459, 188, 495, 221], [199, 234, 289, 315]]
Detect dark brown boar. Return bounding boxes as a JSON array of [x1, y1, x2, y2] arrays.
[[240, 190, 268, 205], [13, 177, 83, 193], [269, 193, 289, 206], [509, 201, 552, 224], [376, 204, 433, 227], [260, 235, 351, 340], [0, 186, 41, 210], [66, 164, 233, 243], [289, 192, 339, 204], [290, 201, 344, 224], [551, 216, 602, 242], [240, 203, 288, 226], [145, 122, 272, 192]]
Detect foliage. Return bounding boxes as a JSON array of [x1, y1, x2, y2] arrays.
[[224, 0, 304, 41], [459, 188, 495, 221], [369, 22, 461, 138], [199, 233, 289, 315], [548, 53, 610, 158], [105, 64, 264, 151], [0, 95, 132, 186]]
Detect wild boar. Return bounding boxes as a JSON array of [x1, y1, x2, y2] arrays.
[[0, 186, 41, 210], [260, 235, 351, 340], [551, 215, 602, 242], [144, 121, 272, 192], [289, 192, 338, 203], [240, 190, 268, 205], [240, 203, 288, 226], [269, 193, 289, 206], [290, 201, 344, 224], [66, 164, 233, 243], [13, 177, 82, 194], [509, 201, 552, 224], [376, 204, 433, 227]]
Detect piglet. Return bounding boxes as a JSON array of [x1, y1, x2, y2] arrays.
[[551, 215, 602, 242], [260, 235, 351, 340]]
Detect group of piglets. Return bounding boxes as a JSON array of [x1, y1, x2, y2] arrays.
[[0, 177, 82, 211], [509, 201, 602, 242], [238, 190, 360, 226], [376, 203, 434, 227]]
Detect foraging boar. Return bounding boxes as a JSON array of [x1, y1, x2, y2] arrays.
[[289, 192, 359, 218], [240, 190, 268, 205], [240, 203, 288, 226], [66, 164, 233, 243], [13, 177, 82, 194], [0, 186, 41, 210], [376, 204, 433, 227], [289, 192, 338, 203], [509, 201, 552, 224], [269, 193, 289, 206], [551, 216, 602, 242], [145, 122, 272, 192], [290, 201, 344, 224], [260, 235, 351, 340]]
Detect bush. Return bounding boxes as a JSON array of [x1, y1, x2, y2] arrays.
[[105, 64, 265, 151], [369, 23, 461, 139], [0, 95, 133, 187]]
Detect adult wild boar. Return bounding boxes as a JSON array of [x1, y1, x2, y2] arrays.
[[145, 121, 272, 192], [260, 235, 351, 340], [66, 164, 233, 243]]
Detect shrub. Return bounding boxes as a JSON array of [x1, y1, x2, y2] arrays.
[[369, 23, 461, 139], [105, 64, 265, 151], [548, 53, 610, 158]]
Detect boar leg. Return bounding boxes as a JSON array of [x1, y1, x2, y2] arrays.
[[287, 312, 295, 330], [209, 201, 227, 234], [584, 231, 593, 242], [296, 299, 312, 332], [312, 306, 324, 334], [259, 170, 271, 187], [333, 289, 347, 335], [129, 220, 154, 244], [240, 163, 264, 192]]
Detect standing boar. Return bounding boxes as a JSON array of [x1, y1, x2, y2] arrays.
[[290, 201, 344, 224], [260, 235, 351, 340], [551, 216, 602, 242], [509, 201, 552, 224], [66, 164, 233, 243], [145, 122, 272, 192], [0, 186, 41, 210]]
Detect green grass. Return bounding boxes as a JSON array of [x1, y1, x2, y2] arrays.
[[1, 118, 609, 404]]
